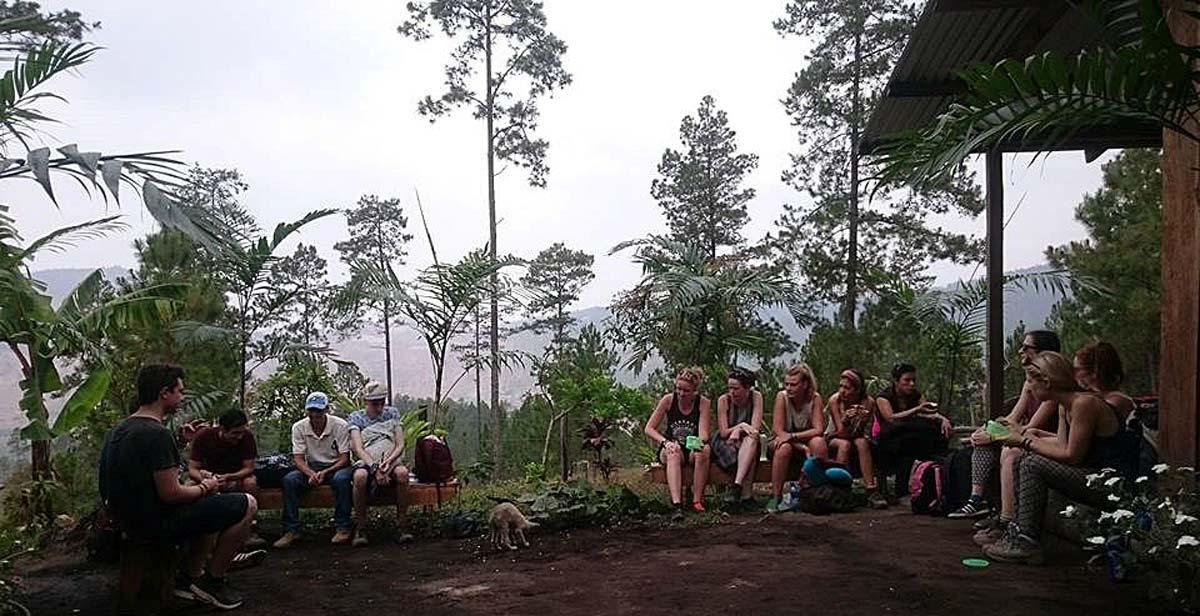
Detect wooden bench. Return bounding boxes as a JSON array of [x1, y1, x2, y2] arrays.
[[646, 461, 775, 485], [256, 481, 461, 510]]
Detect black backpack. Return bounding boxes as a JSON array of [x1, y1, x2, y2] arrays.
[[253, 453, 294, 488], [942, 448, 974, 513]]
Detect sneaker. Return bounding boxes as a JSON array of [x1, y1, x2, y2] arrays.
[[230, 549, 267, 571], [352, 531, 368, 547], [691, 501, 706, 514], [974, 514, 1000, 531], [984, 531, 1044, 565], [973, 525, 1006, 547], [670, 503, 686, 522], [393, 532, 415, 545], [765, 497, 780, 513], [174, 573, 198, 601], [271, 531, 299, 549], [244, 532, 268, 550], [723, 484, 741, 505], [867, 489, 889, 510], [948, 499, 994, 519], [331, 529, 353, 545], [190, 573, 244, 610]]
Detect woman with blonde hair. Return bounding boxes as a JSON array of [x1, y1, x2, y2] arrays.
[[984, 351, 1139, 564], [766, 363, 827, 511], [645, 367, 712, 519]]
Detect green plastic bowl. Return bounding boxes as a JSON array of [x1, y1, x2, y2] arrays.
[[962, 558, 990, 568]]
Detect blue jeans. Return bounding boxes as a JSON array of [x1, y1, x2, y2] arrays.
[[281, 465, 354, 533]]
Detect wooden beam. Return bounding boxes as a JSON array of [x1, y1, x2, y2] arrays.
[[1160, 1, 1200, 467], [932, 0, 1042, 11], [886, 79, 964, 98], [986, 150, 1005, 418]]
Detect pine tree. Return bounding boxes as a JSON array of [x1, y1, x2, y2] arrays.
[[520, 242, 594, 356], [651, 96, 759, 259], [770, 0, 983, 329]]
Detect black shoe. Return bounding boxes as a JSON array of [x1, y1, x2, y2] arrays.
[[949, 499, 994, 520], [723, 484, 741, 505], [670, 503, 686, 522], [174, 573, 198, 601], [190, 573, 244, 610]]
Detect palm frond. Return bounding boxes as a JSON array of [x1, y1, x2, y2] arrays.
[[0, 42, 98, 151], [18, 215, 127, 261]]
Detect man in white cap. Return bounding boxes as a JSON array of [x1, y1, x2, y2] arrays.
[[273, 391, 353, 549], [346, 382, 413, 546]]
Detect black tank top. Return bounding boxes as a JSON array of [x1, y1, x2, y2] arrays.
[[664, 393, 701, 442], [1083, 396, 1139, 477]]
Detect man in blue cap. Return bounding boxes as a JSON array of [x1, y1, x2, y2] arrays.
[[273, 391, 353, 548]]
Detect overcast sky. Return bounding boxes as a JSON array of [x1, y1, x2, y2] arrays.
[[15, 1, 1115, 309]]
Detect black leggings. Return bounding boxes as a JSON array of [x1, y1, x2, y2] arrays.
[[1013, 452, 1104, 540]]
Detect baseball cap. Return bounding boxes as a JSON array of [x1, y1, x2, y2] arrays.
[[363, 381, 388, 402], [305, 391, 330, 411]]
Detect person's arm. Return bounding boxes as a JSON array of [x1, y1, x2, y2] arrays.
[[828, 394, 845, 437], [187, 458, 207, 483], [351, 429, 372, 466], [155, 467, 214, 504], [716, 395, 733, 439], [1014, 398, 1101, 465], [698, 397, 712, 443], [748, 391, 764, 434], [292, 424, 317, 480], [878, 397, 927, 422], [771, 392, 788, 447], [222, 458, 255, 483], [1003, 381, 1035, 425], [644, 395, 671, 445], [381, 423, 406, 472], [1022, 399, 1059, 432]]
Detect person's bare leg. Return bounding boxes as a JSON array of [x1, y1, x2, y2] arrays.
[[663, 445, 684, 504], [1000, 446, 1020, 520], [855, 438, 876, 489], [352, 468, 370, 528], [209, 495, 258, 578], [808, 436, 829, 459], [831, 438, 850, 465], [691, 447, 711, 505], [771, 443, 793, 498], [735, 437, 757, 493], [392, 465, 410, 530]]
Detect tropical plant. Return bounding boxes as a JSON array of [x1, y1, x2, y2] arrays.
[[872, 0, 1195, 188], [579, 417, 617, 482], [399, 1, 573, 471], [610, 235, 812, 373]]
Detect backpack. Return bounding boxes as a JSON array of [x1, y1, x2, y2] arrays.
[[942, 448, 974, 513], [797, 483, 857, 515], [414, 435, 456, 484], [253, 453, 295, 488], [909, 459, 946, 515]]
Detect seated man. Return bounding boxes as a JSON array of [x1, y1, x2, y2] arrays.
[[272, 392, 353, 549], [346, 382, 413, 546], [188, 409, 265, 549], [99, 364, 256, 611]]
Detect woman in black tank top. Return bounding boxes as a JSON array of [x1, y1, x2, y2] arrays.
[[644, 367, 712, 517], [984, 351, 1139, 564]]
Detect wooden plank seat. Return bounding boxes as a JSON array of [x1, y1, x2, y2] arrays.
[[256, 480, 460, 510], [646, 461, 775, 485]]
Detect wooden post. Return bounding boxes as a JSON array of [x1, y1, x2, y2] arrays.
[[1160, 2, 1200, 467], [559, 410, 569, 482], [986, 150, 1005, 418]]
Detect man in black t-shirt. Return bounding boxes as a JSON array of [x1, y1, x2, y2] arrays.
[[99, 364, 257, 611]]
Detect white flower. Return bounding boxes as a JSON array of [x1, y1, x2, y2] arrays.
[[1108, 494, 1121, 503], [1112, 509, 1135, 522], [1136, 476, 1149, 484], [1086, 473, 1103, 487], [1060, 505, 1078, 518], [1149, 547, 1161, 555], [1176, 514, 1198, 525], [1153, 463, 1171, 475], [1087, 536, 1107, 545], [1100, 467, 1117, 475], [1104, 476, 1121, 487], [1160, 498, 1174, 510], [1178, 536, 1200, 549]]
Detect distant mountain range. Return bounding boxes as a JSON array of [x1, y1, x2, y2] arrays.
[[0, 265, 1066, 434]]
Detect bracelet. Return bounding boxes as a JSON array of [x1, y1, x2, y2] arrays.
[[1022, 437, 1033, 451]]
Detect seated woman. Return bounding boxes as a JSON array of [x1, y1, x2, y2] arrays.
[[711, 367, 764, 507], [873, 363, 952, 497], [1074, 341, 1134, 422], [984, 351, 1139, 564], [948, 329, 1062, 523], [644, 367, 712, 519], [827, 369, 887, 509], [767, 363, 827, 511]]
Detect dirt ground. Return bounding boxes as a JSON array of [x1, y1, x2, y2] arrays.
[[19, 507, 1170, 616]]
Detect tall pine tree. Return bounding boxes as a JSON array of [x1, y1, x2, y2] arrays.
[[652, 95, 758, 260], [520, 242, 594, 356], [769, 1, 983, 329]]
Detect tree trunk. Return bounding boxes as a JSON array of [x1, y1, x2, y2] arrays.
[[432, 362, 443, 427], [559, 407, 569, 481], [383, 298, 394, 402], [475, 306, 483, 453], [844, 28, 863, 331], [485, 7, 503, 478]]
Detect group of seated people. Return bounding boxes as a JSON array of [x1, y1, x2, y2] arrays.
[[98, 366, 417, 611], [643, 329, 1144, 566], [645, 360, 955, 515]]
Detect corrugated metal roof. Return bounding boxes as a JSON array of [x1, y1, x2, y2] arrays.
[[861, 0, 1162, 153]]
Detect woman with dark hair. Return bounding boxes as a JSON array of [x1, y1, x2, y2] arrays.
[[644, 367, 712, 519], [1074, 342, 1134, 422], [950, 329, 1063, 524], [711, 367, 763, 507], [984, 351, 1140, 564], [873, 363, 951, 496], [828, 369, 887, 509]]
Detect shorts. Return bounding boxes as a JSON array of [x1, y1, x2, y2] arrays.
[[162, 493, 249, 544]]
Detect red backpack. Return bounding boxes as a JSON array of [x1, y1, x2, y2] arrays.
[[909, 459, 947, 515], [414, 435, 455, 485]]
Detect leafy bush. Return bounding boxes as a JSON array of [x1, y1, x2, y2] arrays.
[[1072, 465, 1200, 611], [516, 481, 653, 530]]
